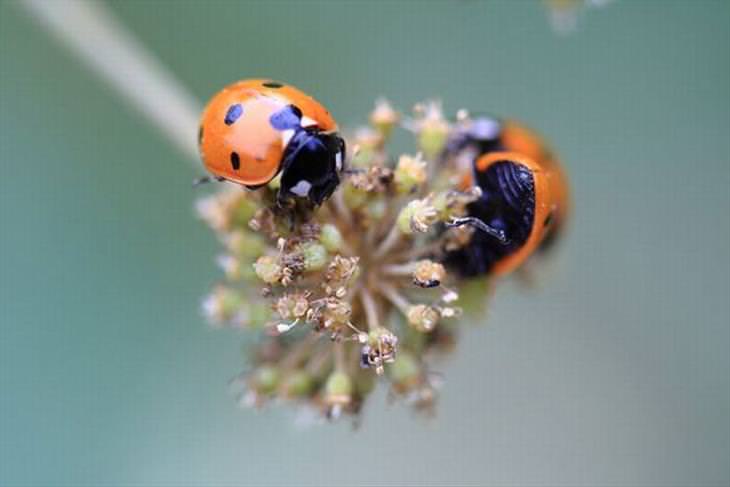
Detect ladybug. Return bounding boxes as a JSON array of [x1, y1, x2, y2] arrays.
[[442, 115, 570, 277], [198, 79, 345, 205]]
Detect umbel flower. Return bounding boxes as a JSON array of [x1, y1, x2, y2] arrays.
[[198, 99, 493, 421]]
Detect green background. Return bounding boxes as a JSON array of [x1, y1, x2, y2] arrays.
[[1, 1, 728, 486]]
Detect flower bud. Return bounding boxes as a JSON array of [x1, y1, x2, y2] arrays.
[[369, 98, 400, 139], [361, 327, 399, 374], [349, 127, 384, 168], [231, 196, 261, 228], [397, 198, 439, 234], [394, 154, 428, 194], [251, 365, 280, 396], [224, 230, 266, 259], [324, 371, 352, 406], [299, 242, 327, 271], [319, 224, 344, 253], [407, 304, 440, 332], [253, 255, 282, 284], [417, 110, 449, 160], [321, 298, 352, 330], [342, 184, 369, 210], [201, 285, 242, 325], [216, 254, 241, 281], [281, 370, 314, 398], [275, 292, 310, 321], [239, 302, 272, 329], [413, 260, 446, 288], [389, 351, 421, 392]]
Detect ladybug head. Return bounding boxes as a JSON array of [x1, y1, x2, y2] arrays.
[[279, 128, 345, 205]]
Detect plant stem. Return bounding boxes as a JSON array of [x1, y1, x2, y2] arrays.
[[18, 0, 202, 163], [373, 224, 402, 260], [381, 261, 419, 276], [378, 282, 411, 315], [359, 289, 381, 331]]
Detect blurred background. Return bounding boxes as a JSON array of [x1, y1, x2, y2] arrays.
[[1, 1, 728, 486]]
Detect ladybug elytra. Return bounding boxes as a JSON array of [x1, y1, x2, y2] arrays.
[[199, 79, 345, 205]]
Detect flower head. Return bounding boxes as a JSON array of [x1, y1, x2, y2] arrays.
[[197, 99, 493, 423]]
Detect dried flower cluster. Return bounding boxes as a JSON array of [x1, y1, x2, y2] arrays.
[[197, 99, 492, 422]]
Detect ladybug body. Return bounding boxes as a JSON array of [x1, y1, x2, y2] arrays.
[[443, 115, 569, 277], [199, 79, 345, 205]]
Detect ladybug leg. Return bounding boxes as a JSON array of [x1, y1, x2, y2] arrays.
[[275, 189, 295, 210], [273, 192, 301, 231], [192, 175, 226, 187], [446, 217, 510, 245]]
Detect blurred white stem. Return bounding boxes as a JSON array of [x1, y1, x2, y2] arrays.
[[19, 0, 202, 163]]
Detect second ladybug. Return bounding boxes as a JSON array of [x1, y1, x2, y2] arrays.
[[198, 79, 345, 205], [442, 115, 570, 277]]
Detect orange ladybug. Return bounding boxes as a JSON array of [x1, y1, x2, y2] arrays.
[[442, 115, 570, 277], [198, 79, 345, 205]]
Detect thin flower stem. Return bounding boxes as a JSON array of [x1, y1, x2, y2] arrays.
[[329, 190, 352, 230], [359, 289, 381, 331], [19, 0, 202, 162], [334, 340, 346, 372], [381, 261, 419, 276], [378, 282, 411, 315], [336, 234, 356, 259], [399, 239, 444, 261], [373, 224, 402, 260], [281, 332, 320, 369], [305, 345, 332, 376]]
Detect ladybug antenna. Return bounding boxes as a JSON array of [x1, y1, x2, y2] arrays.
[[446, 217, 510, 245]]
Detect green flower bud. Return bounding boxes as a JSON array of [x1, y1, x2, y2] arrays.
[[281, 370, 314, 398], [418, 126, 448, 161], [299, 242, 327, 271], [369, 98, 400, 140], [202, 285, 242, 324], [253, 255, 282, 284], [246, 302, 273, 329], [394, 154, 427, 194], [343, 184, 369, 209], [397, 199, 439, 234], [396, 202, 417, 234], [251, 365, 280, 395], [431, 191, 451, 218], [225, 231, 266, 259], [232, 197, 260, 228], [324, 371, 353, 405], [320, 224, 344, 253], [389, 351, 421, 390], [349, 128, 383, 168]]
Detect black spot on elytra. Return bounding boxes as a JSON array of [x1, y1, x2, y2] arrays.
[[263, 81, 284, 88], [230, 152, 240, 170], [269, 104, 302, 131], [224, 104, 243, 125], [198, 126, 203, 145]]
